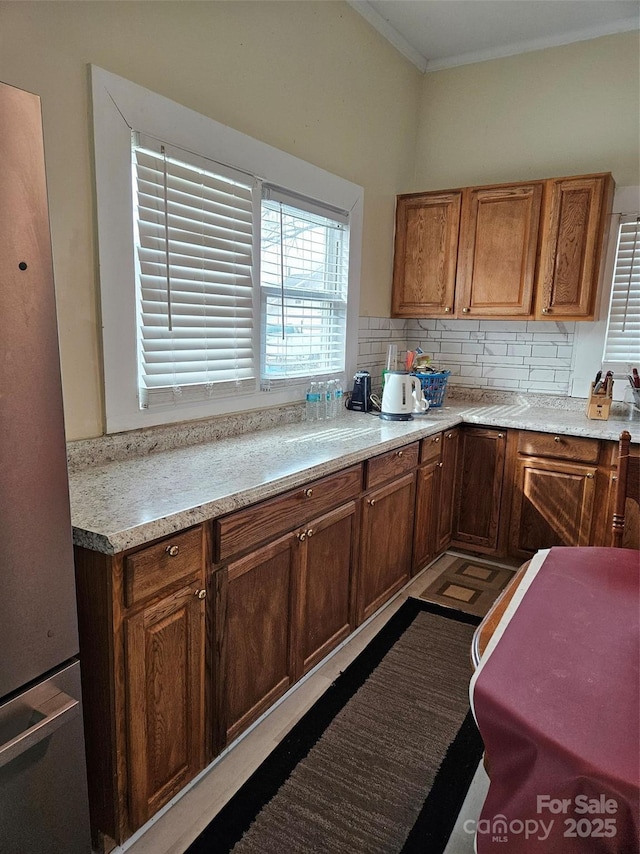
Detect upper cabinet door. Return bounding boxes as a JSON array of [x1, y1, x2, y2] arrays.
[[456, 183, 543, 318], [391, 191, 461, 317], [535, 174, 614, 320]]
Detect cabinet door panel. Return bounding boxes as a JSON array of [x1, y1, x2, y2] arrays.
[[536, 175, 613, 319], [224, 536, 295, 741], [298, 502, 357, 675], [509, 458, 596, 557], [436, 428, 460, 553], [453, 428, 506, 552], [456, 184, 542, 317], [359, 472, 415, 622], [126, 586, 205, 830], [392, 192, 461, 317], [413, 461, 440, 573]]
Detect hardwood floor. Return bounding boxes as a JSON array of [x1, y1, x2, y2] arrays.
[[116, 556, 483, 854]]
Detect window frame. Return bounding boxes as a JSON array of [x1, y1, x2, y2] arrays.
[[91, 65, 362, 433]]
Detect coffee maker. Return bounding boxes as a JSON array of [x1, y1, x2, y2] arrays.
[[347, 370, 371, 412]]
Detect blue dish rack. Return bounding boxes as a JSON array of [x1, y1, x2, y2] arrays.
[[412, 371, 451, 408]]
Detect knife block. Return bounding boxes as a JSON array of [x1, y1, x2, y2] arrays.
[[586, 382, 613, 420]]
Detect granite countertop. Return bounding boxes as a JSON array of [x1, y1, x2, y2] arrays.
[[68, 402, 639, 555]]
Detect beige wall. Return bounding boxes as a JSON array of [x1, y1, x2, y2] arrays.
[[0, 1, 422, 439], [413, 32, 640, 191]]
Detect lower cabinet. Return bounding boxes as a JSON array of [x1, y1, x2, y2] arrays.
[[509, 457, 597, 558], [213, 500, 359, 748], [452, 427, 506, 554], [216, 533, 297, 745], [413, 458, 441, 572], [507, 431, 600, 559], [74, 525, 207, 851], [358, 471, 416, 622], [125, 584, 206, 830], [436, 428, 460, 554], [296, 502, 358, 675]]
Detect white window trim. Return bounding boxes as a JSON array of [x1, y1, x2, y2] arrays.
[[91, 66, 363, 433], [570, 185, 640, 400]]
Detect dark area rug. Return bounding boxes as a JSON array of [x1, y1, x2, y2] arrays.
[[186, 598, 483, 854]]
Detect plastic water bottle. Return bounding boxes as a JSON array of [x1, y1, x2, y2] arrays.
[[326, 379, 336, 419], [306, 382, 321, 421], [334, 379, 344, 417], [316, 381, 327, 419]]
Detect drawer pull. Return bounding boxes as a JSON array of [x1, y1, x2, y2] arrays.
[[195, 589, 207, 600], [587, 473, 594, 479], [165, 545, 180, 557], [554, 436, 561, 443], [542, 307, 552, 314], [446, 433, 452, 439], [434, 436, 440, 443], [444, 306, 452, 313], [297, 531, 307, 541], [396, 450, 403, 457], [438, 462, 444, 468], [304, 488, 313, 498], [368, 498, 376, 506], [462, 307, 470, 313], [498, 433, 504, 439], [307, 528, 314, 538]]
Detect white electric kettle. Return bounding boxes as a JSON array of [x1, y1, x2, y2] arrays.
[[380, 371, 425, 421]]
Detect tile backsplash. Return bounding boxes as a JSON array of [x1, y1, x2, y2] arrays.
[[357, 317, 576, 395]]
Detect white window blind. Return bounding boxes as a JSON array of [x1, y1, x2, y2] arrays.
[[132, 134, 258, 408], [260, 187, 349, 386], [603, 215, 640, 365]]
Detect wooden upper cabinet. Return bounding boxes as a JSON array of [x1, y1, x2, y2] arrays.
[[455, 183, 543, 318], [391, 191, 461, 317], [390, 172, 614, 321], [535, 173, 614, 320]]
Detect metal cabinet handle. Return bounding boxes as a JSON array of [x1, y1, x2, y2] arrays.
[[462, 307, 470, 313], [0, 691, 79, 769], [195, 589, 207, 600], [396, 450, 403, 457], [587, 473, 594, 479], [304, 488, 313, 498], [498, 433, 504, 439], [306, 528, 314, 538], [554, 436, 561, 443], [433, 436, 440, 443], [542, 307, 552, 314], [438, 462, 444, 468], [444, 307, 452, 313], [166, 545, 179, 557], [368, 498, 376, 506], [446, 433, 452, 439], [297, 531, 307, 541]]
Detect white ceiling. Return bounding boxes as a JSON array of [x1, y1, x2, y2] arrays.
[[348, 0, 640, 72]]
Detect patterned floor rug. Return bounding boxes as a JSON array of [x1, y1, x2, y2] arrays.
[[413, 553, 517, 618]]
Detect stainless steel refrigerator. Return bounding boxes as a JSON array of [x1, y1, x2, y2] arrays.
[[0, 81, 91, 853]]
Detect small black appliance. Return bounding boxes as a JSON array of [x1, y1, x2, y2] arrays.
[[347, 370, 371, 412]]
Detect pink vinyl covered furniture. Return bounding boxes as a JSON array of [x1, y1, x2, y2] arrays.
[[470, 547, 639, 853]]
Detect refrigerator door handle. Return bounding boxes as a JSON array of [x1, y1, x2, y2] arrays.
[[0, 690, 80, 769]]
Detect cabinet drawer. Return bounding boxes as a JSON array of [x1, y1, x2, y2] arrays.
[[420, 432, 443, 464], [517, 431, 599, 463], [365, 442, 419, 489], [216, 464, 363, 562], [124, 526, 203, 607]]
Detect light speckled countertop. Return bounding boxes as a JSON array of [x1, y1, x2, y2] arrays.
[[69, 402, 639, 555]]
